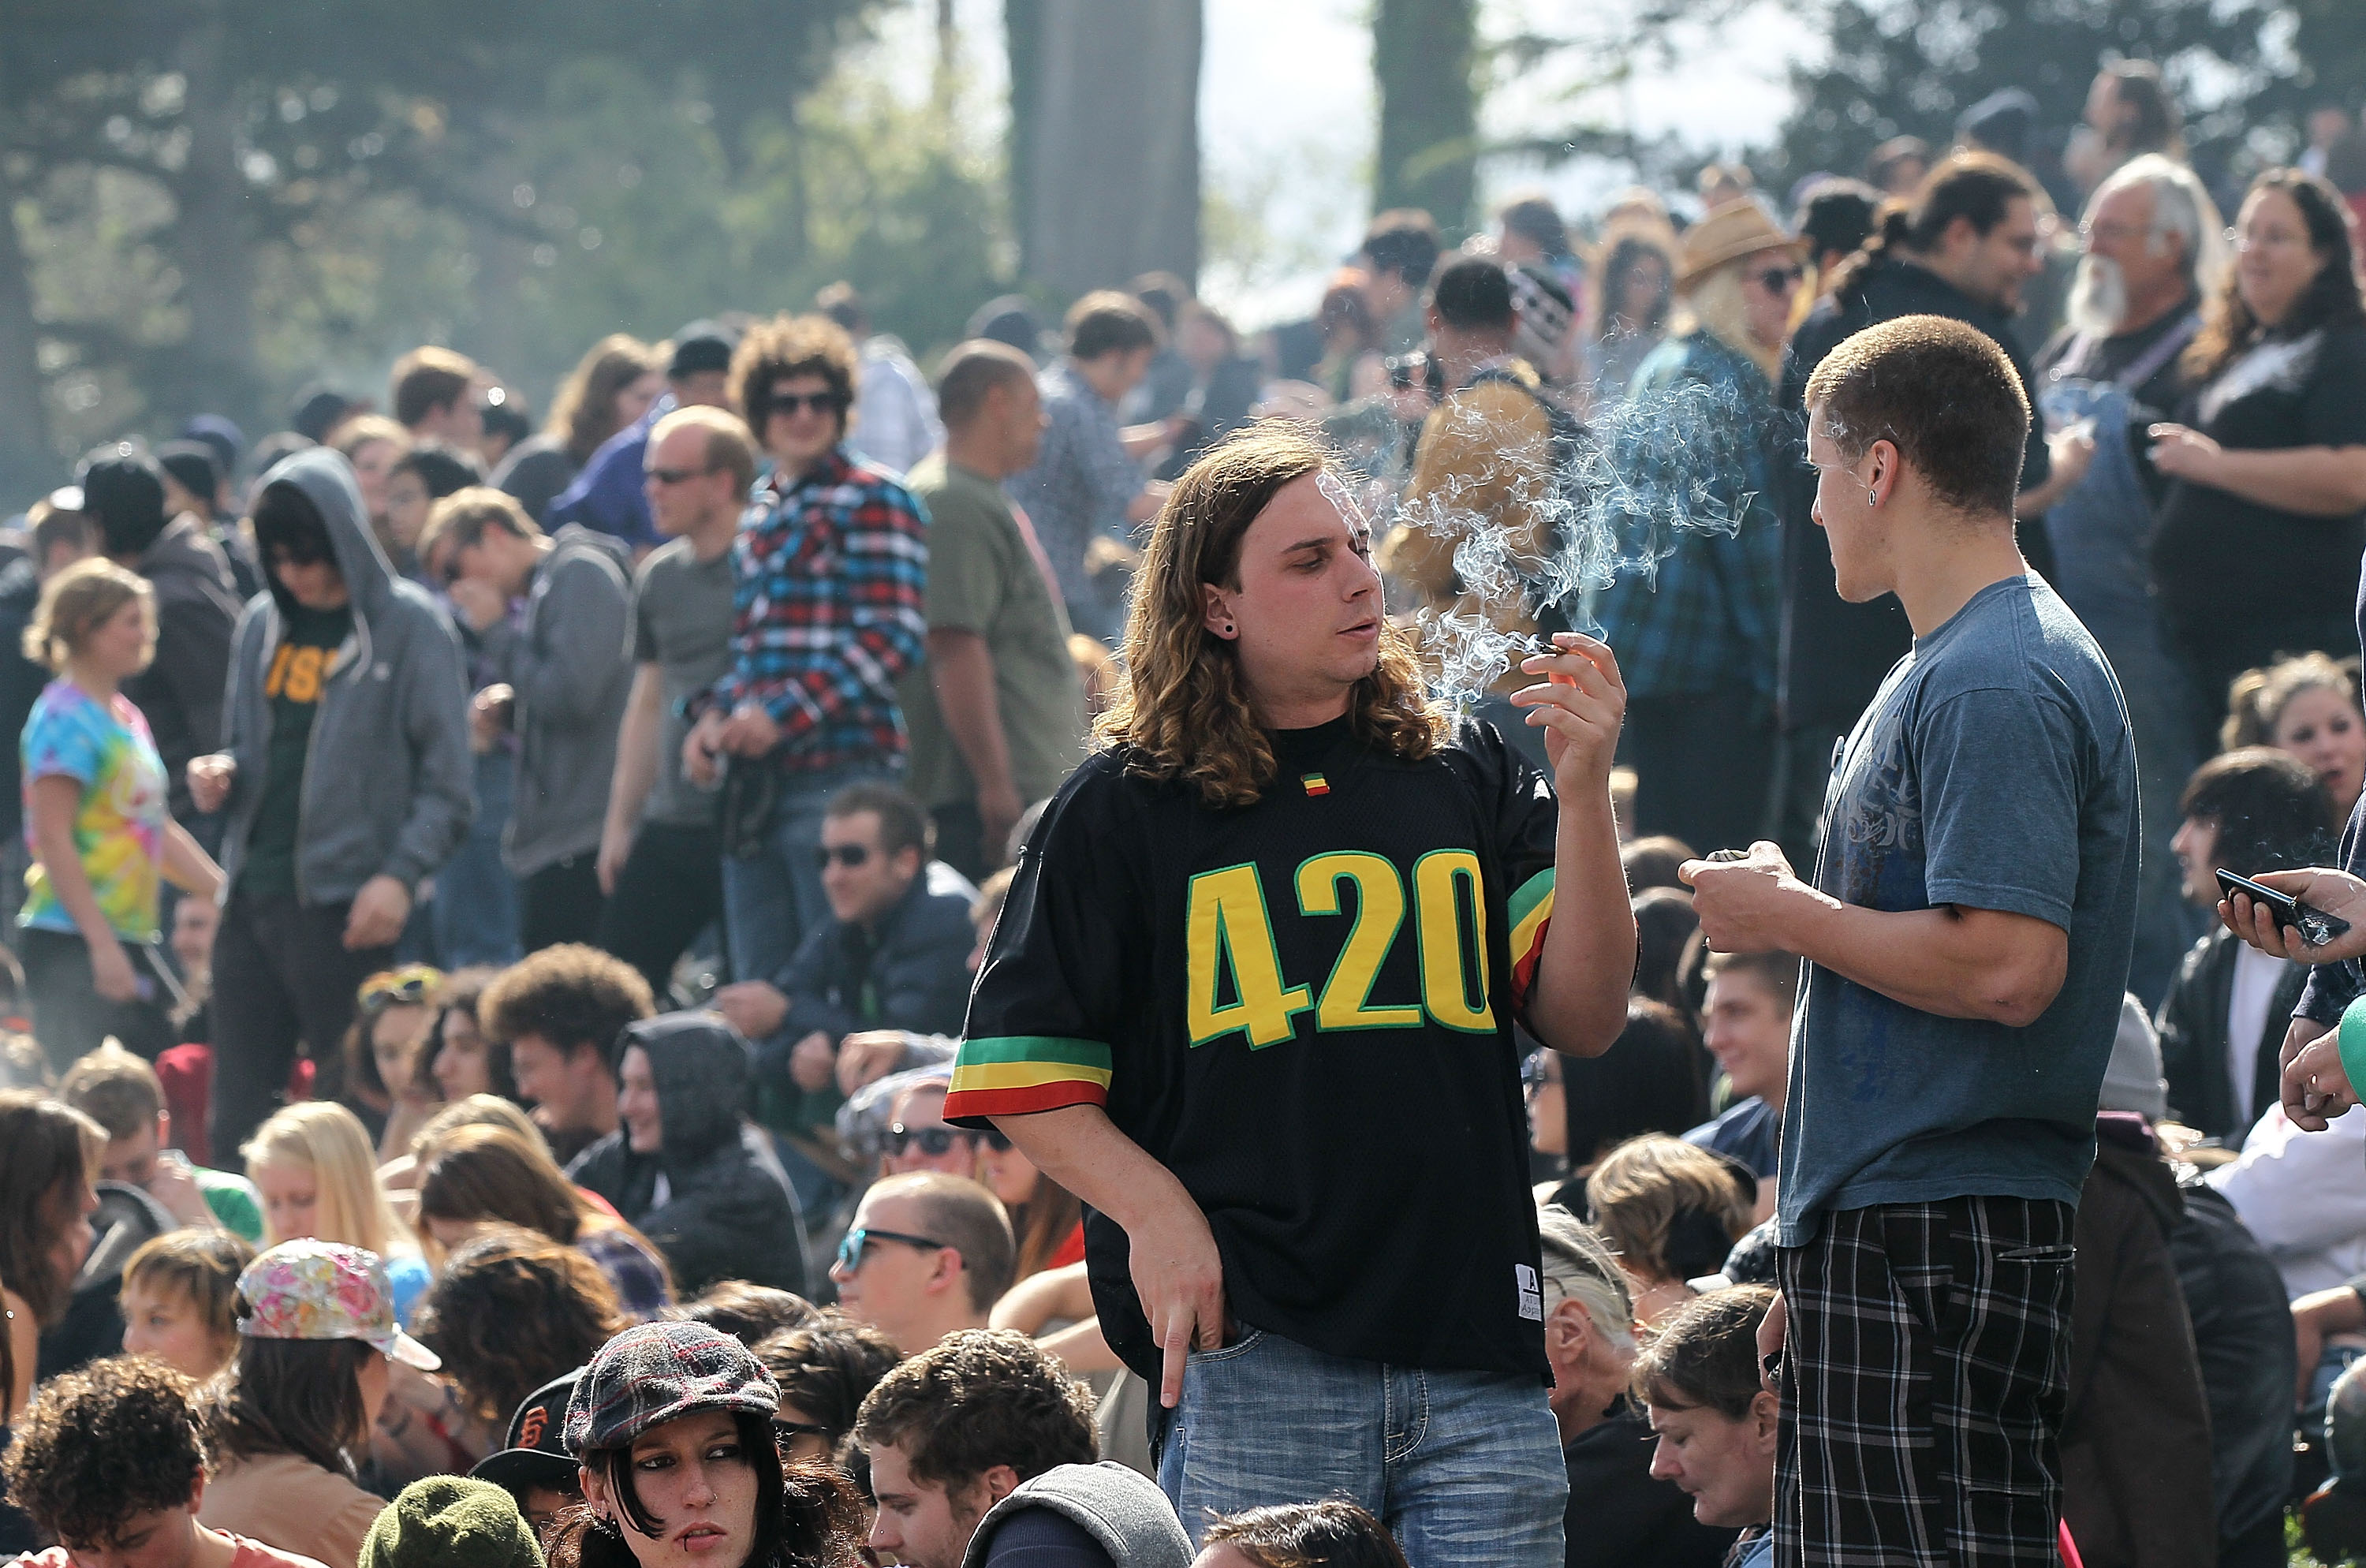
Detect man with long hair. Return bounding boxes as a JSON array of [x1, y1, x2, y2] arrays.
[[943, 421, 1635, 1562]]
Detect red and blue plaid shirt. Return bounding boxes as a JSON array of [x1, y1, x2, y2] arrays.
[[700, 446, 930, 775]]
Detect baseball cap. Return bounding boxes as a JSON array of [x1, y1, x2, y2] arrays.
[[470, 1368, 584, 1494], [564, 1320, 778, 1456], [236, 1239, 442, 1370], [668, 321, 738, 379]]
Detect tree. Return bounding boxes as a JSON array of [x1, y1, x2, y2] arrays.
[[1372, 0, 1478, 233]]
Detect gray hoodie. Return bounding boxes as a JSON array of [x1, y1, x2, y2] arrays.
[[959, 1463, 1192, 1568], [473, 523, 634, 877], [217, 448, 474, 905]]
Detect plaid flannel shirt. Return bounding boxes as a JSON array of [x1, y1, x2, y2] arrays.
[[700, 446, 929, 775], [1590, 329, 1785, 707], [1006, 362, 1144, 611]]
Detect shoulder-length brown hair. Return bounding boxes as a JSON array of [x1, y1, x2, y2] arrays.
[[1099, 421, 1444, 808], [548, 335, 662, 466], [0, 1092, 103, 1331], [416, 1124, 662, 1279], [2185, 169, 2366, 384]]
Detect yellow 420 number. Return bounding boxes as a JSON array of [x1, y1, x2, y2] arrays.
[[1184, 851, 1494, 1049]]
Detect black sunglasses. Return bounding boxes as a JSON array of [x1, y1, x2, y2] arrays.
[[1752, 263, 1804, 291], [885, 1122, 973, 1158], [835, 1226, 953, 1273], [813, 843, 872, 870], [647, 464, 720, 487], [769, 390, 847, 417]]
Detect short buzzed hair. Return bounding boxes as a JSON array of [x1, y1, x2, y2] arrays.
[[935, 340, 1039, 431], [1804, 314, 2028, 519], [1431, 254, 1514, 332], [827, 781, 933, 861], [650, 404, 758, 498], [1065, 291, 1160, 362], [868, 1172, 1014, 1314], [1536, 1204, 1633, 1350]]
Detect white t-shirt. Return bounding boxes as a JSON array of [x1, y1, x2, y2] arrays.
[[2225, 944, 2289, 1127]]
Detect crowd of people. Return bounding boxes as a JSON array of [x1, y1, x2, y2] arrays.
[[5, 50, 2366, 1568]]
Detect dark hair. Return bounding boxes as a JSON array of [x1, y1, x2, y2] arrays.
[[0, 1091, 103, 1336], [2099, 59, 2183, 160], [1431, 255, 1515, 332], [1828, 151, 2040, 301], [731, 314, 860, 440], [391, 441, 487, 502], [935, 340, 1039, 431], [411, 966, 517, 1101], [0, 1356, 206, 1547], [1597, 235, 1674, 337], [1318, 278, 1379, 353], [1561, 999, 1708, 1170], [1794, 180, 1882, 267], [1631, 1284, 1775, 1417], [1361, 209, 1442, 289], [390, 346, 479, 427], [754, 1312, 904, 1445], [853, 1328, 1097, 1489], [418, 1125, 613, 1248], [1633, 887, 1703, 1014], [2185, 170, 2366, 383], [1011, 1171, 1084, 1283], [681, 1281, 821, 1347], [2180, 747, 2341, 875], [547, 1426, 863, 1568], [1065, 291, 1161, 362], [1621, 835, 1694, 894], [1498, 195, 1571, 259], [155, 440, 222, 515], [415, 1226, 627, 1424], [1128, 271, 1192, 331], [825, 782, 933, 861], [1803, 313, 2031, 518], [478, 944, 656, 1058], [252, 480, 337, 569], [1201, 1499, 1411, 1568], [196, 1334, 376, 1477]]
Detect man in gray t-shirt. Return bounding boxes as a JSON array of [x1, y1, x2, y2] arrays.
[[593, 408, 756, 995], [1685, 316, 2136, 1568]]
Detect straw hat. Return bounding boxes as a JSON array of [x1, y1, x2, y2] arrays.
[[1677, 200, 1805, 289]]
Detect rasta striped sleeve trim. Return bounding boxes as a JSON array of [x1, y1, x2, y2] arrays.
[[944, 1036, 1114, 1120], [1508, 868, 1555, 1014]]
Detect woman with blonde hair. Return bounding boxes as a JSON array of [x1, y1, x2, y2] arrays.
[[492, 334, 664, 521], [243, 1100, 430, 1323], [415, 1123, 673, 1318], [17, 558, 223, 1067], [1587, 1134, 1755, 1324]]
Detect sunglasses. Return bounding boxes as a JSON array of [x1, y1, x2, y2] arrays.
[[885, 1122, 973, 1158], [1752, 263, 1804, 292], [835, 1226, 954, 1273], [646, 465, 719, 487], [813, 844, 873, 870], [360, 965, 440, 1012], [768, 390, 847, 417]]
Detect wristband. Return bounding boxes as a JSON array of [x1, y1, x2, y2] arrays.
[[2338, 996, 2366, 1108]]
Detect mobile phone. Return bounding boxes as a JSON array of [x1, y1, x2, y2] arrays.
[[2216, 868, 2353, 946]]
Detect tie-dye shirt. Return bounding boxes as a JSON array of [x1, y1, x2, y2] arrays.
[[20, 680, 170, 942]]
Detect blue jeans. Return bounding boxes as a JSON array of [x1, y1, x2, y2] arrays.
[[434, 749, 523, 968], [722, 762, 894, 983], [1155, 1326, 1566, 1566]]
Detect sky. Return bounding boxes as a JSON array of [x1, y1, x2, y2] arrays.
[[864, 0, 1819, 326]]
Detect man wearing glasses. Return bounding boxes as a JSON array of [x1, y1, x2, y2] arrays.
[[828, 1169, 1014, 1352], [684, 314, 928, 1034]]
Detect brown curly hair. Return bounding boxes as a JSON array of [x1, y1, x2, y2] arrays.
[[1099, 421, 1444, 808], [730, 313, 860, 447], [755, 1312, 904, 1446], [853, 1328, 1097, 1490], [0, 1355, 205, 1547], [477, 943, 655, 1060], [414, 1226, 627, 1424]]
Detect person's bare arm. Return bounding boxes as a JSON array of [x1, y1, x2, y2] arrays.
[[599, 663, 665, 894], [1683, 845, 2068, 1027], [2151, 427, 2366, 516], [988, 1103, 1222, 1409], [30, 775, 139, 1000], [927, 629, 1024, 866], [159, 817, 224, 899], [4, 1287, 35, 1421], [2294, 1284, 2366, 1406], [1037, 1316, 1121, 1375], [988, 1260, 1095, 1334]]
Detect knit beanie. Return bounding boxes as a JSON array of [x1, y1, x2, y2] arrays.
[[360, 1477, 545, 1568]]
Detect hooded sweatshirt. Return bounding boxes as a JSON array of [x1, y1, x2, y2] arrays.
[[218, 449, 474, 905], [469, 524, 634, 876], [958, 1464, 1192, 1568], [566, 1013, 808, 1296], [124, 515, 243, 822]]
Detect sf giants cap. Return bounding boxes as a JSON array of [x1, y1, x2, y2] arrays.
[[471, 1368, 585, 1494]]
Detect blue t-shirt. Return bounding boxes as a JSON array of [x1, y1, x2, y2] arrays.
[[1684, 1096, 1780, 1179], [1775, 575, 2138, 1246]]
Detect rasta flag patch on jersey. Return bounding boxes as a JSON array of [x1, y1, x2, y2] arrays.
[[1301, 772, 1330, 796]]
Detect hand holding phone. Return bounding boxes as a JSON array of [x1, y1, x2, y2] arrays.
[[2217, 866, 2366, 958]]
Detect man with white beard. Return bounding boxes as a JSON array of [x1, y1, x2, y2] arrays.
[[2035, 151, 2227, 1006]]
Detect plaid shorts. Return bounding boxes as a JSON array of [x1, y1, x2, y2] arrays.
[[1774, 1196, 2076, 1568]]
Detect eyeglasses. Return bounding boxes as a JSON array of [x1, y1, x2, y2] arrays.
[[1751, 263, 1804, 292], [884, 1122, 973, 1158], [360, 965, 441, 1012], [813, 844, 873, 870], [768, 390, 847, 417], [834, 1226, 954, 1273], [646, 465, 719, 487]]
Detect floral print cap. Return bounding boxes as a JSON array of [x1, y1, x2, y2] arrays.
[[236, 1238, 441, 1371]]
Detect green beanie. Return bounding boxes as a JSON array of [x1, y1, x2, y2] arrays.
[[361, 1476, 546, 1568]]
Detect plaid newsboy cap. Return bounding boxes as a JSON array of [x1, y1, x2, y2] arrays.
[[564, 1320, 781, 1455]]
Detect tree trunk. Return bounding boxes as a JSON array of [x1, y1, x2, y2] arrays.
[[167, 0, 262, 431], [0, 181, 56, 496], [1372, 0, 1477, 233], [1013, 0, 1201, 297]]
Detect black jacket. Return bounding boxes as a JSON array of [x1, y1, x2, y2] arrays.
[[1774, 252, 2054, 733], [1561, 1402, 1736, 1568], [2155, 926, 2308, 1144], [568, 1013, 808, 1296], [2170, 1178, 2297, 1540], [0, 558, 47, 842], [124, 516, 243, 823], [773, 872, 977, 1051]]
